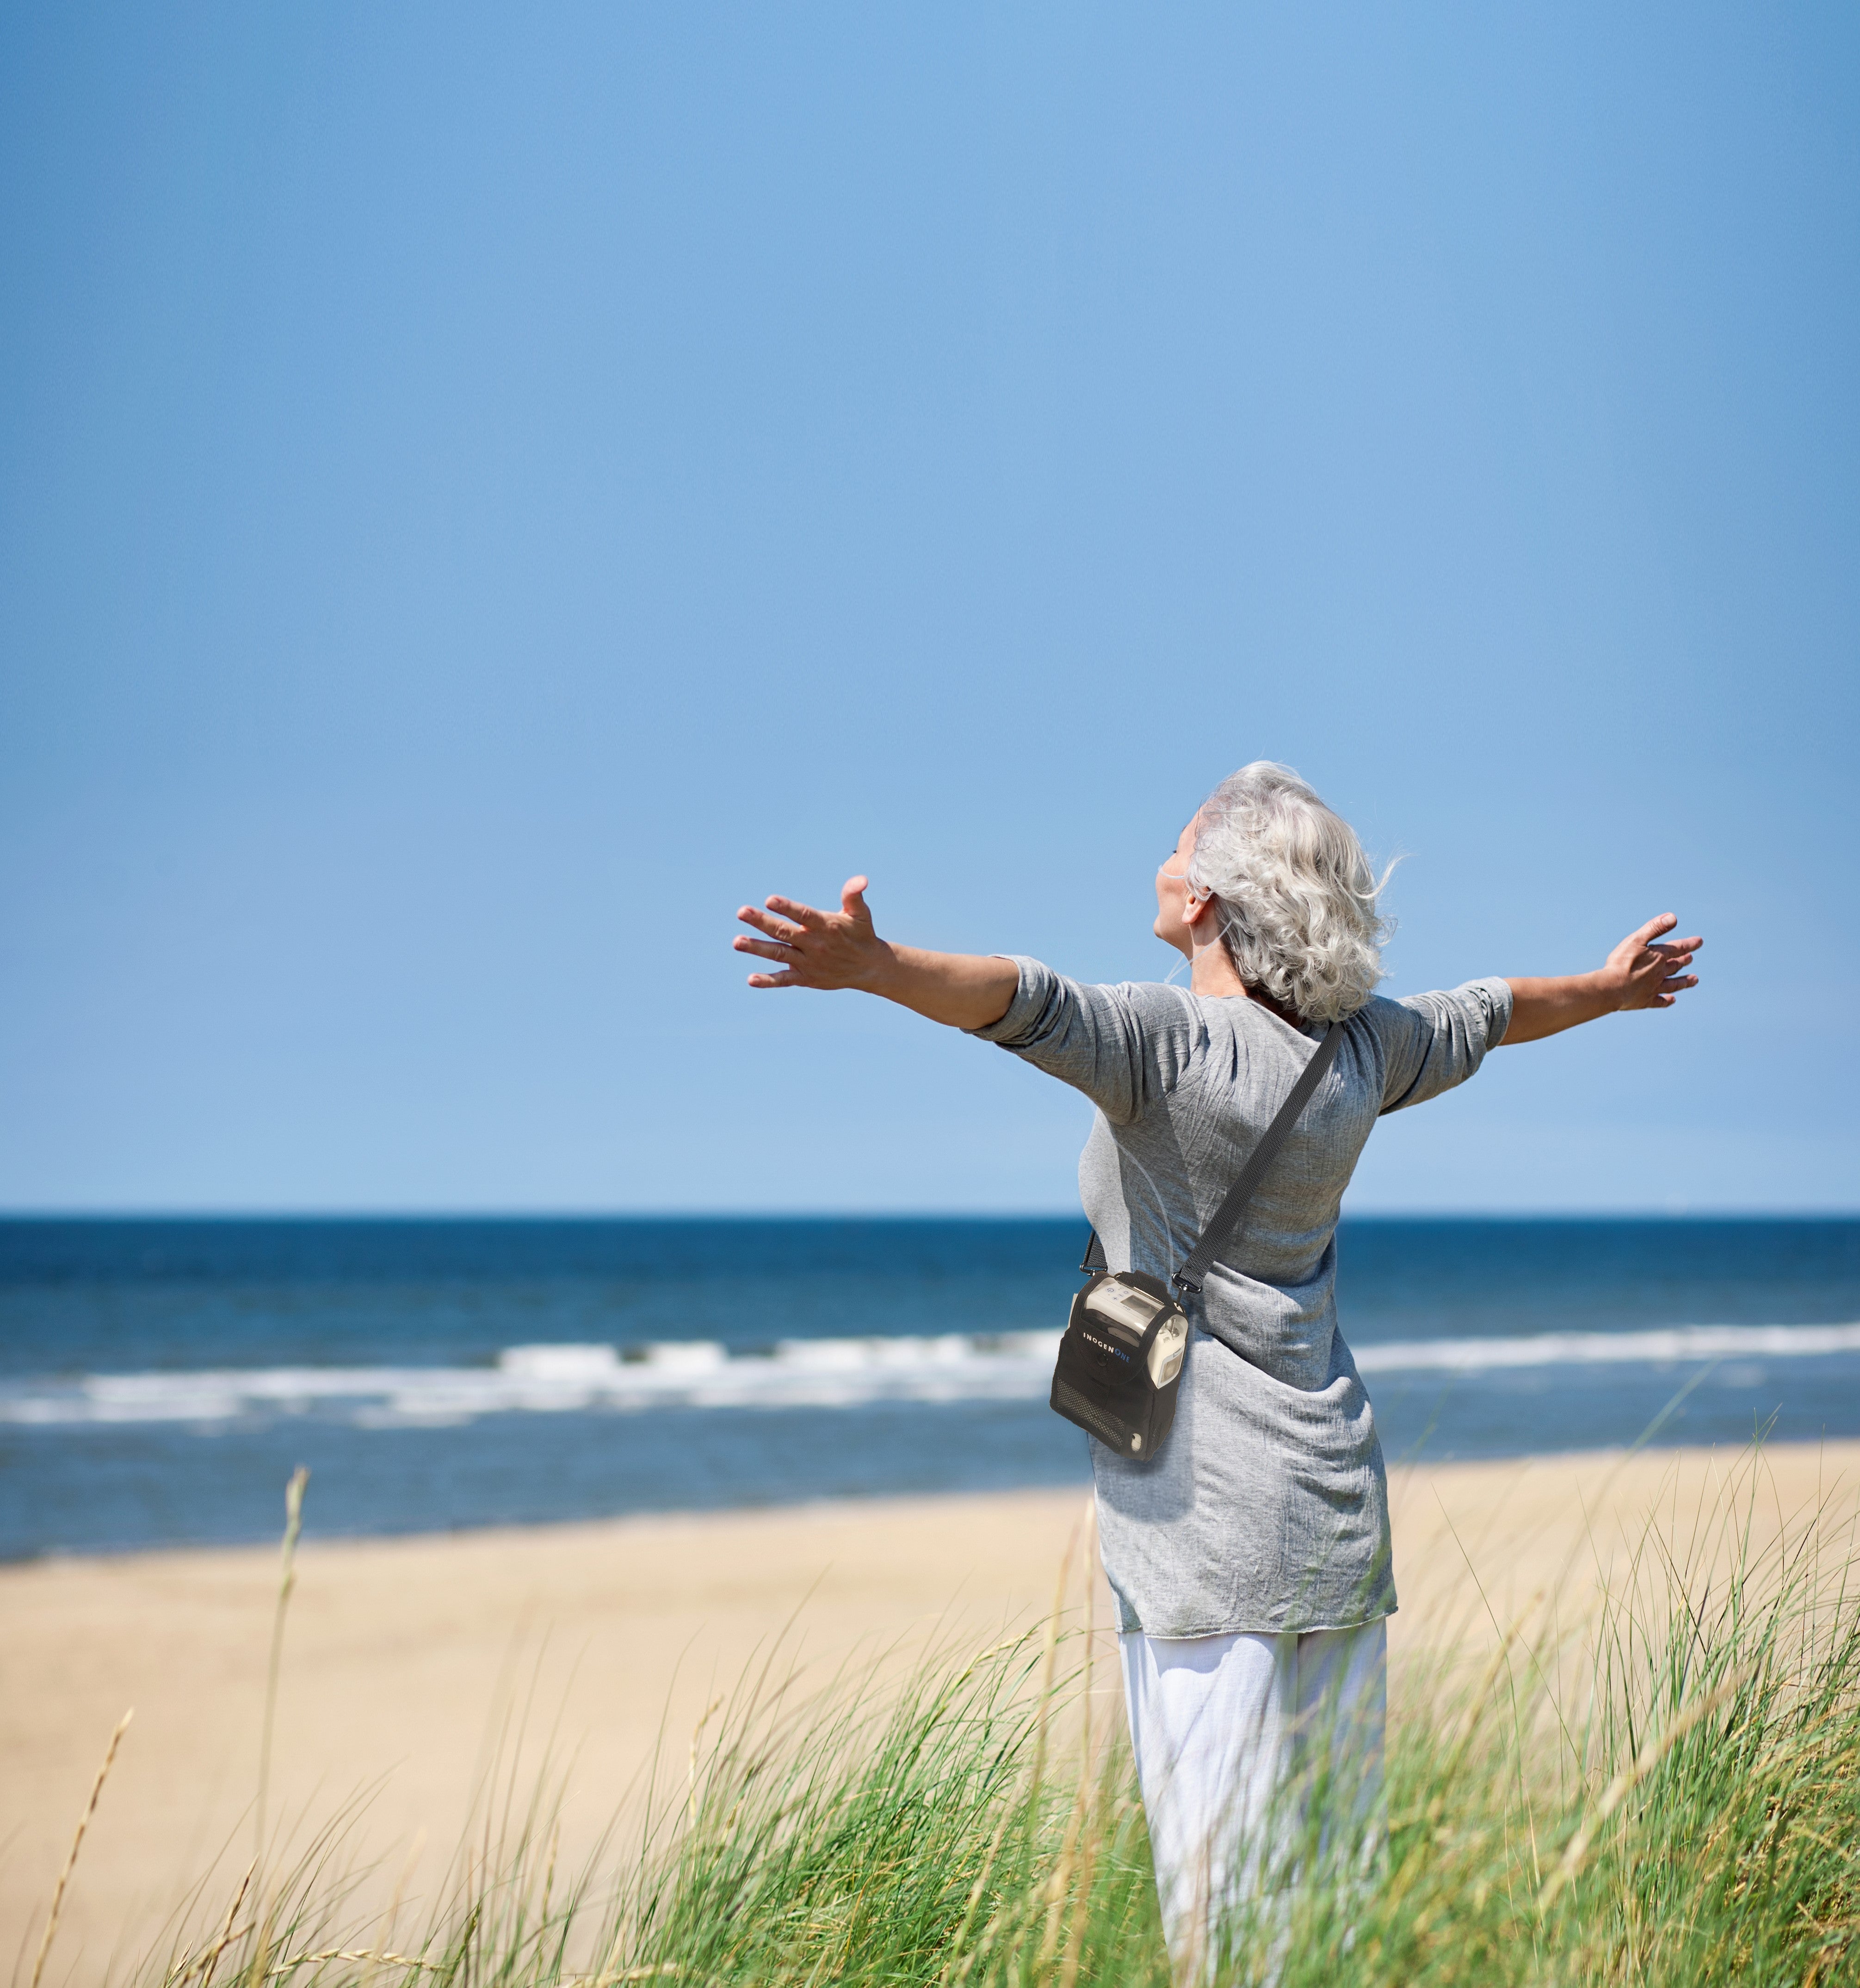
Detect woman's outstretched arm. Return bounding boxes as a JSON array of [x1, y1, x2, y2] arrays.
[[735, 877, 1019, 1030], [1502, 913, 1702, 1045]]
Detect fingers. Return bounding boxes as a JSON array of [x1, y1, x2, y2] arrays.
[[1625, 972, 1698, 1011], [764, 893, 829, 931], [736, 905, 803, 943], [740, 885, 875, 935], [733, 935, 792, 963], [1631, 912, 1680, 945], [744, 969, 802, 988]]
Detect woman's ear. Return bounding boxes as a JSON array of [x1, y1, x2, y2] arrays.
[[1182, 890, 1214, 927]]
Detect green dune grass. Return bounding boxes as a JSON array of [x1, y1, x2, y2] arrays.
[[43, 1449, 1859, 1988]]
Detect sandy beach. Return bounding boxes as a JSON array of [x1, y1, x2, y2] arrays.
[[5, 1439, 1857, 1978]]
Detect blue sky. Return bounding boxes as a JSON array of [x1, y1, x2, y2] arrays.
[[1, 2, 1855, 1214]]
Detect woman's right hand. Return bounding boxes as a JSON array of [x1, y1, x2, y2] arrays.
[[1502, 913, 1703, 1045], [1594, 913, 1704, 1012], [733, 879, 1020, 1029]]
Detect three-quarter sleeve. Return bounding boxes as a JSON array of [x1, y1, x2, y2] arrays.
[[965, 956, 1204, 1124], [1371, 975, 1513, 1114]]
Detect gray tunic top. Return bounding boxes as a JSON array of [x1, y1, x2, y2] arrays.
[[970, 960, 1513, 1638]]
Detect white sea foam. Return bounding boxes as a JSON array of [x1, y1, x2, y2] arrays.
[[0, 1335, 1064, 1429], [2, 1321, 1857, 1430], [1351, 1321, 1860, 1374]]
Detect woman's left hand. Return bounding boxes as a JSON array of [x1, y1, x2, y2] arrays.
[[734, 878, 890, 991], [733, 879, 1020, 1028]]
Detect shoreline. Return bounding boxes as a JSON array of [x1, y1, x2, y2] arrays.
[[6, 1439, 1859, 1970], [12, 1422, 1860, 1568]]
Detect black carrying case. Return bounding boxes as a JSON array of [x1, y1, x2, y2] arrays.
[[1052, 1264, 1189, 1459]]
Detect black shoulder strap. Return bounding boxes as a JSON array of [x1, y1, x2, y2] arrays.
[[1171, 1022, 1345, 1296]]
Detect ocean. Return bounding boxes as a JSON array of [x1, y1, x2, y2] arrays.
[[2, 1216, 1858, 1560]]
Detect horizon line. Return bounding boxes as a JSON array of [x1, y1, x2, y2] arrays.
[[1, 1206, 1855, 1224]]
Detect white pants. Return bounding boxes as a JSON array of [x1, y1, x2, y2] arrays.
[[1119, 1621, 1387, 1981]]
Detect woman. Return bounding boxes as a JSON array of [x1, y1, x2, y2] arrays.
[[732, 762, 1700, 1974]]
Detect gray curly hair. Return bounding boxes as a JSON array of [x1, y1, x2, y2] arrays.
[[1186, 762, 1394, 1023]]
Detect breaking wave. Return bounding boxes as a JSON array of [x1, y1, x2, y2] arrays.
[[3, 1320, 1859, 1431]]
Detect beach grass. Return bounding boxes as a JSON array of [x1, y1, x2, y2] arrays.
[[81, 1447, 1860, 1988]]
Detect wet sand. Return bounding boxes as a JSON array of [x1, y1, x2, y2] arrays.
[[5, 1440, 1856, 1977]]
